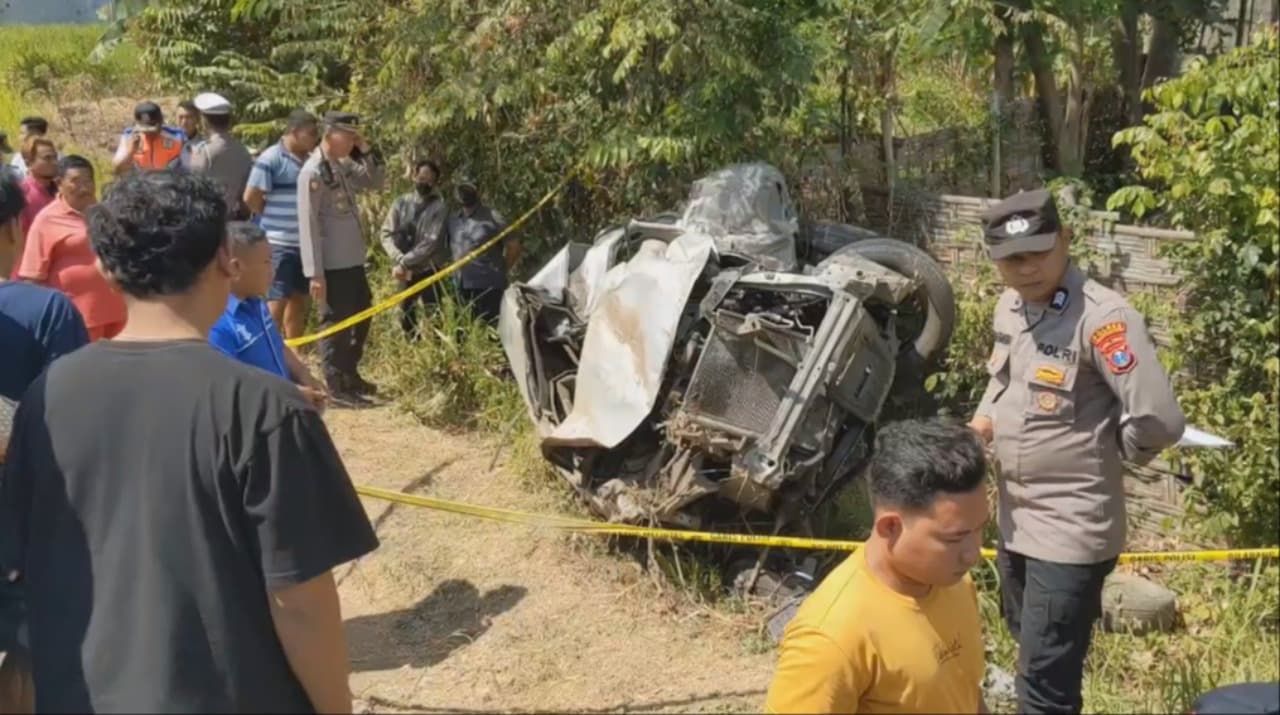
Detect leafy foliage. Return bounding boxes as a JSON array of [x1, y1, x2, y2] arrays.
[[1109, 28, 1280, 545], [923, 228, 1002, 415], [125, 0, 366, 144], [344, 0, 827, 252]]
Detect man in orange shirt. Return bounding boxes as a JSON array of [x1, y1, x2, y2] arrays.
[[19, 156, 127, 341], [765, 418, 991, 714], [111, 102, 189, 176]]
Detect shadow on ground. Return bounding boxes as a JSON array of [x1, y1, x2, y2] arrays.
[[336, 462, 455, 589], [345, 578, 527, 673]]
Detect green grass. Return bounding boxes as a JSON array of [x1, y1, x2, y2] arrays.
[[1, 23, 149, 176], [975, 557, 1280, 713], [356, 255, 524, 435]]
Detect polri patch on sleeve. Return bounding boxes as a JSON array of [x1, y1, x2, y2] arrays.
[[1050, 288, 1069, 311], [1090, 321, 1127, 349], [1107, 347, 1137, 374], [1091, 321, 1137, 375]]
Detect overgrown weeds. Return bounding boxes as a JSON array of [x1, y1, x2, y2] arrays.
[[0, 24, 149, 128], [973, 556, 1280, 714], [352, 258, 565, 500], [359, 285, 521, 435], [1091, 562, 1276, 712], [1, 24, 152, 182]]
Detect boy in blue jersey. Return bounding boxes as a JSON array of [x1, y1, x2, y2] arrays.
[[210, 222, 328, 412]]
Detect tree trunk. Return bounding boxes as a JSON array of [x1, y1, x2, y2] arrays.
[[1021, 19, 1070, 174], [878, 50, 897, 192], [994, 20, 1015, 106], [1059, 31, 1088, 177], [1236, 0, 1252, 48], [1142, 14, 1182, 90], [1112, 0, 1143, 125], [838, 9, 857, 221], [993, 14, 1015, 196]]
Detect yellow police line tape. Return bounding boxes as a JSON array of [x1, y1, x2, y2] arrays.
[[285, 170, 578, 348], [353, 485, 1280, 566]]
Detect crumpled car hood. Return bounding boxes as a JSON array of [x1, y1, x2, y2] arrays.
[[543, 230, 715, 448]]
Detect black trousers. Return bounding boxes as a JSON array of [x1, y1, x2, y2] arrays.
[[319, 266, 372, 385], [398, 273, 441, 341], [998, 546, 1117, 714], [459, 286, 503, 325]]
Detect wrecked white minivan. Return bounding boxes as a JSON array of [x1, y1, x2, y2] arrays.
[[498, 163, 956, 536]]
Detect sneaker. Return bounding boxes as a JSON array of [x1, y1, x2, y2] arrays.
[[327, 388, 370, 409], [325, 376, 368, 408], [349, 374, 379, 397]]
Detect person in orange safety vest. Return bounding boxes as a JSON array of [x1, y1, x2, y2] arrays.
[[111, 101, 190, 175]]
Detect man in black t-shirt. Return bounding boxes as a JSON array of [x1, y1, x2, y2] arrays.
[[0, 170, 379, 713]]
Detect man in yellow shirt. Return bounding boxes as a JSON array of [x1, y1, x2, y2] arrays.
[[766, 418, 991, 714]]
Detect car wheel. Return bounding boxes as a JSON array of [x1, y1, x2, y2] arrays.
[[833, 238, 956, 365], [800, 220, 886, 263]]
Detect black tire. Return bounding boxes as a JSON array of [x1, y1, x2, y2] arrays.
[[829, 238, 956, 365], [800, 220, 886, 263]]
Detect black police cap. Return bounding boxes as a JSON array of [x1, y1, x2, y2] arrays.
[[322, 111, 361, 132], [980, 189, 1062, 259]]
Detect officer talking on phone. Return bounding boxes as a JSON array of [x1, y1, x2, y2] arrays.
[[297, 111, 385, 405]]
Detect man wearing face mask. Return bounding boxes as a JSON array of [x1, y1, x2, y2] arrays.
[[444, 175, 519, 324], [969, 189, 1185, 714], [378, 159, 448, 340]]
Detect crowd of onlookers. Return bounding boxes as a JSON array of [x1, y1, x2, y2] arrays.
[[0, 95, 519, 405], [0, 93, 521, 713]]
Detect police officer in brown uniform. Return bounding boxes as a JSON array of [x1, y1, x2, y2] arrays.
[[968, 189, 1186, 714], [298, 111, 385, 403]]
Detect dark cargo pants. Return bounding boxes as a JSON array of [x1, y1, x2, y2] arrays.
[[459, 286, 503, 326], [398, 272, 441, 341], [319, 266, 372, 387], [998, 545, 1117, 714]]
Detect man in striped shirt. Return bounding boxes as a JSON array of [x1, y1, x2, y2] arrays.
[[243, 110, 320, 340]]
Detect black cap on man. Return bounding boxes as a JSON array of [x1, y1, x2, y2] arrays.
[[981, 189, 1062, 259], [134, 101, 165, 134], [322, 111, 361, 133]]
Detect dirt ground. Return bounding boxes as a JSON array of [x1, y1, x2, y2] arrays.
[[325, 405, 776, 714]]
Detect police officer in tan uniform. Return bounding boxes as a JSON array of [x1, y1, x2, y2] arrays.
[[297, 111, 384, 403], [968, 189, 1185, 714]]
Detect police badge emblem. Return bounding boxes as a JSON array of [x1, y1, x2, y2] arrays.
[[1005, 216, 1030, 235], [1037, 391, 1060, 412], [1050, 288, 1069, 311]]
